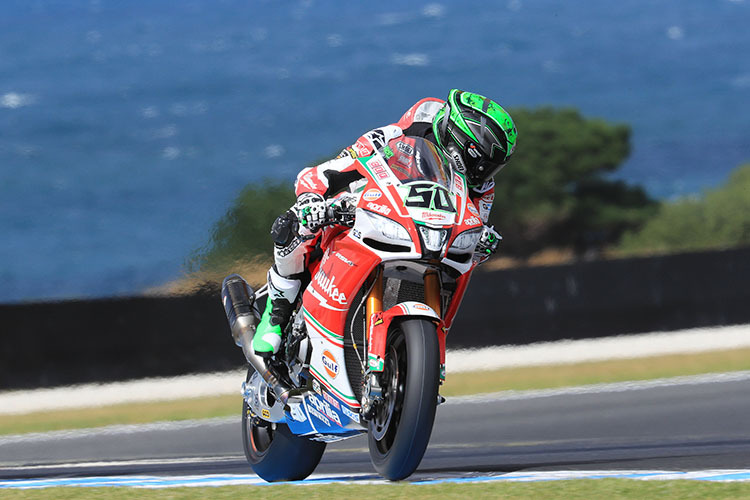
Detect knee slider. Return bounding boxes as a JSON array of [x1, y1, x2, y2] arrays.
[[271, 210, 299, 248]]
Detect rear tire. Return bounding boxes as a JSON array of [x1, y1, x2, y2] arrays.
[[367, 319, 440, 480], [241, 367, 326, 482]]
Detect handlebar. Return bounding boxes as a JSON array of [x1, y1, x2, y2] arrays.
[[326, 202, 356, 227]]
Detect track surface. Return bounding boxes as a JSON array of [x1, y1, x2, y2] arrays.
[[1, 374, 749, 482]]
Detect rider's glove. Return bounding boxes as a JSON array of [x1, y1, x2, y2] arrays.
[[293, 193, 328, 232], [475, 225, 502, 263]]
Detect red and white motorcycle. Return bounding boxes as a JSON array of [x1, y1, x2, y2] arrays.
[[222, 136, 486, 481]]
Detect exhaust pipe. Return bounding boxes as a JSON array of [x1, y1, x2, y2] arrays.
[[221, 274, 294, 406]]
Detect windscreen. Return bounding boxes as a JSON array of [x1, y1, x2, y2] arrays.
[[381, 136, 452, 188]]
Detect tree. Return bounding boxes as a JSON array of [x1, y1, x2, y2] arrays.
[[192, 107, 654, 275], [187, 180, 295, 274], [489, 107, 656, 256], [618, 163, 750, 254]]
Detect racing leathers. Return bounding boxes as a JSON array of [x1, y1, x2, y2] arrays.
[[252, 98, 500, 356]]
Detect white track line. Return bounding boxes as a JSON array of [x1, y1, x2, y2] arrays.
[[0, 455, 242, 472], [1, 323, 748, 415], [2, 370, 748, 446], [2, 470, 750, 488], [446, 370, 750, 405]]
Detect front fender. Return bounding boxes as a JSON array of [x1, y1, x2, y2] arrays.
[[367, 301, 446, 375]]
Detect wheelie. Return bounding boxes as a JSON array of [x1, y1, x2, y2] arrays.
[[221, 90, 517, 481]]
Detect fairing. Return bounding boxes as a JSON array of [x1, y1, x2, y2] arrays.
[[286, 136, 484, 439]]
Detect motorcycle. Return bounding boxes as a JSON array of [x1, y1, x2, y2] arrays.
[[221, 136, 486, 481]]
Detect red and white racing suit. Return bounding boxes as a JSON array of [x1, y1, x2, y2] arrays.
[[275, 97, 496, 281]]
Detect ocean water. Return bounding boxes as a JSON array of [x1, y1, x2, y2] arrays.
[[1, 0, 748, 303]]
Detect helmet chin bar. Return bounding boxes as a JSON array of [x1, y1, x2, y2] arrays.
[[446, 143, 491, 187]]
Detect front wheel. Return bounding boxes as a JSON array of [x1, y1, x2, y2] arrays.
[[241, 367, 326, 482], [368, 319, 440, 480]]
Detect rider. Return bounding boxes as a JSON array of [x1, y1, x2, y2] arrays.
[[252, 89, 518, 357]]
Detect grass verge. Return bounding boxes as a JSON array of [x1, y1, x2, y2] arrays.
[[2, 480, 750, 499], [2, 347, 748, 436]]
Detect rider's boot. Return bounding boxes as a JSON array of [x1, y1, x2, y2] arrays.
[[252, 266, 301, 357]]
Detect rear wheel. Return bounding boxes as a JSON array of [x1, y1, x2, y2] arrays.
[[367, 319, 440, 480], [241, 367, 326, 482]]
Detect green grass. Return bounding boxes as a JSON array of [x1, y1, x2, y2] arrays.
[[2, 347, 749, 436], [3, 480, 750, 499], [442, 346, 750, 395]]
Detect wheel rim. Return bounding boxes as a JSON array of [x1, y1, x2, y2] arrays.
[[370, 330, 406, 454]]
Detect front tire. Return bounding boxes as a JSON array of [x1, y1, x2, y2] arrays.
[[367, 319, 440, 480], [241, 367, 326, 482]]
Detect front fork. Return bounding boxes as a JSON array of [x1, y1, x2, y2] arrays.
[[361, 267, 446, 419]]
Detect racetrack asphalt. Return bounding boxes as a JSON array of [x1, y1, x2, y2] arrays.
[[1, 372, 749, 483]]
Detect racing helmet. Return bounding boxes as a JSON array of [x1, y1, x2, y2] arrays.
[[432, 89, 517, 187]]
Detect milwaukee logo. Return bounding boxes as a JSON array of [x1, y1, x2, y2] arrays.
[[313, 269, 347, 305]]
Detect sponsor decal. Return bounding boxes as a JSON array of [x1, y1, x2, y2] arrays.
[[412, 303, 431, 311], [368, 355, 380, 369], [479, 202, 492, 221], [396, 141, 414, 156], [307, 405, 331, 427], [347, 147, 357, 158], [467, 202, 480, 216], [313, 268, 347, 305], [351, 228, 362, 239], [397, 154, 413, 167], [322, 390, 341, 410], [421, 211, 447, 222], [322, 350, 340, 379], [354, 138, 372, 157], [451, 150, 466, 173], [362, 189, 382, 201], [333, 251, 354, 267], [368, 357, 384, 371], [341, 405, 360, 424], [366, 202, 391, 216], [453, 174, 465, 195], [480, 192, 495, 203], [312, 378, 322, 395], [368, 129, 386, 149], [463, 216, 481, 226], [261, 408, 270, 419], [367, 158, 390, 180], [298, 169, 319, 191], [382, 145, 394, 158], [367, 314, 385, 372], [401, 108, 415, 124], [308, 393, 342, 426], [289, 404, 307, 422]]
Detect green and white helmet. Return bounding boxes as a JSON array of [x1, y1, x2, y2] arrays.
[[432, 89, 517, 187]]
